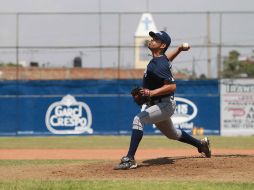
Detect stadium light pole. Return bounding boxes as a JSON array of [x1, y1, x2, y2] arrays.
[[16, 13, 20, 79], [217, 13, 223, 79], [117, 13, 121, 79], [206, 12, 211, 78]]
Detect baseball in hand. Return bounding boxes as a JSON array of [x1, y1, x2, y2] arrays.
[[181, 42, 190, 51], [183, 42, 189, 48]]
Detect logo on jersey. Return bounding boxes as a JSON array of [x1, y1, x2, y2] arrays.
[[171, 97, 198, 128], [45, 94, 93, 134]]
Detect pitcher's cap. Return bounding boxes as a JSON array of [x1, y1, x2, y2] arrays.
[[149, 31, 171, 51]]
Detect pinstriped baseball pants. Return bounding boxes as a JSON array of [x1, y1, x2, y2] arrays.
[[132, 97, 182, 140]]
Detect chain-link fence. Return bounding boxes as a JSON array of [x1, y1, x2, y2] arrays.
[[0, 11, 254, 80]]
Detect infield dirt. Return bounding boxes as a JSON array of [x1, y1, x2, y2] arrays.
[[0, 148, 253, 182]]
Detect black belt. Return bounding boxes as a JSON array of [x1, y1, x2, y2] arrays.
[[148, 99, 161, 106], [147, 96, 174, 106]]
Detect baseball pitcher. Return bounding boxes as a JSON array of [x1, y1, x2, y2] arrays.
[[115, 31, 211, 170]]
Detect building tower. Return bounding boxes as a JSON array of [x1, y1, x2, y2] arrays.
[[134, 13, 158, 69]]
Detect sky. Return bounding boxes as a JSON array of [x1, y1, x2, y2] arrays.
[[0, 0, 254, 12], [0, 0, 254, 78]]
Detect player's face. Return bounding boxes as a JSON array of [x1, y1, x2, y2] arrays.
[[148, 37, 165, 52]]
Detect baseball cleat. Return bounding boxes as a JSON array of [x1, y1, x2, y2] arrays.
[[198, 137, 211, 158], [114, 156, 138, 170]]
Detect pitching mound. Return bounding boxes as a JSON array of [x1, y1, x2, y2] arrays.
[[1, 154, 254, 182], [49, 154, 254, 182]]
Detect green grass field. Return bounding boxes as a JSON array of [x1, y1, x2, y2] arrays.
[[0, 180, 253, 190], [0, 135, 253, 149], [0, 135, 253, 190]]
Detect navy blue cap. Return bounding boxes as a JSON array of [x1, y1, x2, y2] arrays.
[[149, 31, 171, 52]]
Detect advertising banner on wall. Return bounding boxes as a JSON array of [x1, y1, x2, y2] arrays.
[[173, 80, 220, 135], [0, 80, 220, 136], [220, 79, 254, 136]]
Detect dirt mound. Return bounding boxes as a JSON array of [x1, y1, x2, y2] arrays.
[[49, 155, 254, 182], [1, 154, 254, 182]]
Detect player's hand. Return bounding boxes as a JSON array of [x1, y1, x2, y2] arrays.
[[140, 88, 151, 97]]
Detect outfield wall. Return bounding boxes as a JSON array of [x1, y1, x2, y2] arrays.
[[0, 79, 220, 136]]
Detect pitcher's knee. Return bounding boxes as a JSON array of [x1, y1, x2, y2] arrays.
[[132, 116, 144, 131], [165, 130, 182, 140]]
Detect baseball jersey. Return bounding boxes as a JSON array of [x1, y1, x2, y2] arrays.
[[143, 55, 175, 100]]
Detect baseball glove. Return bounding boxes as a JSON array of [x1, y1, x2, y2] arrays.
[[131, 87, 150, 106]]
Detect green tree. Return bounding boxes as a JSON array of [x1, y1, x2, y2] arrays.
[[222, 50, 254, 78], [223, 50, 240, 78], [0, 62, 22, 67]]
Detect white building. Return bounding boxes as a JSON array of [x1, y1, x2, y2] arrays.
[[134, 13, 157, 69]]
